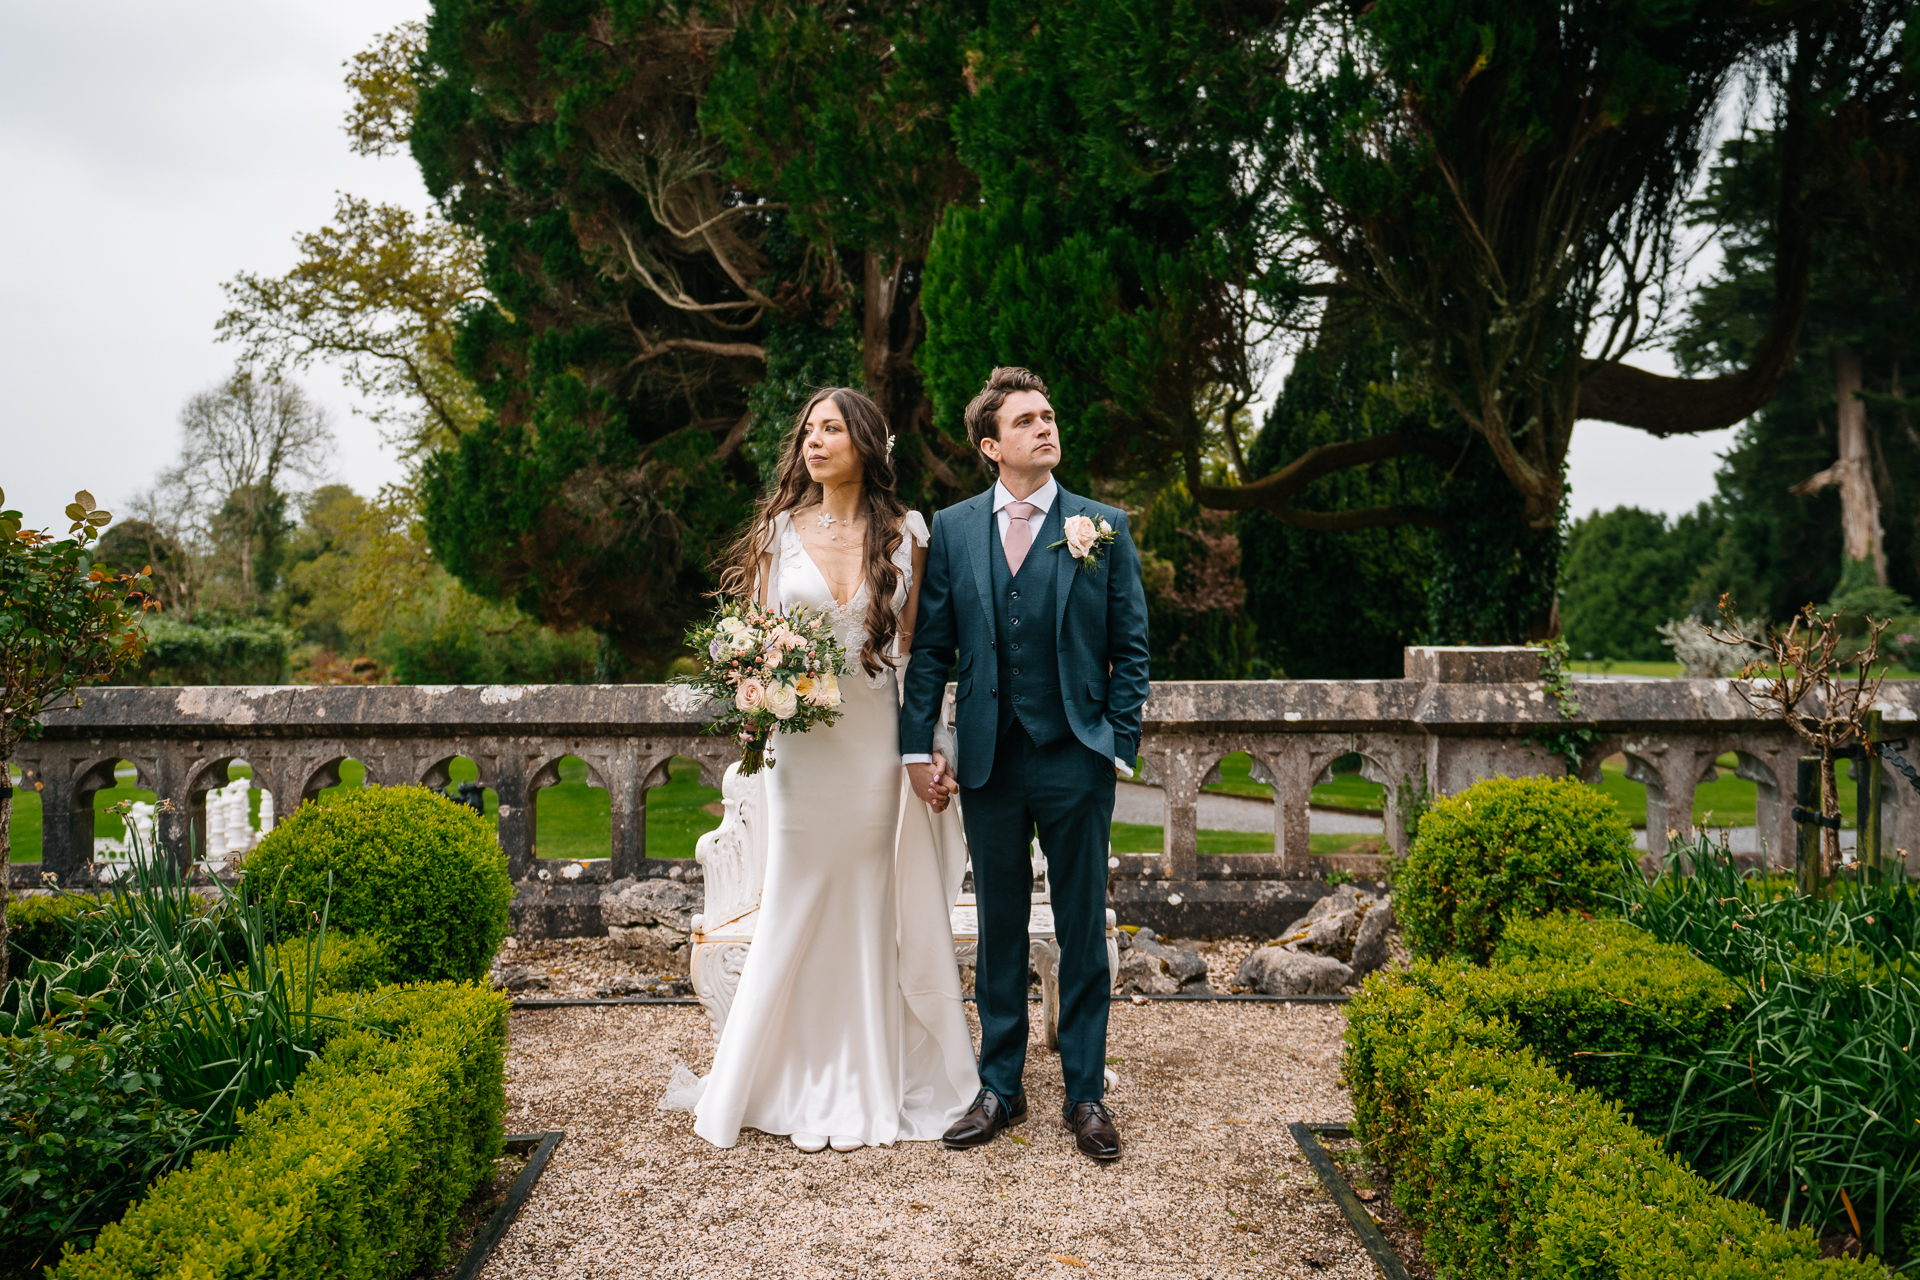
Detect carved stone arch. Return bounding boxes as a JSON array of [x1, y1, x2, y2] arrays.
[[300, 752, 383, 802], [682, 742, 739, 791], [70, 754, 134, 798], [639, 752, 682, 790], [529, 750, 611, 793], [420, 752, 470, 790], [1130, 752, 1170, 788], [185, 753, 254, 798]]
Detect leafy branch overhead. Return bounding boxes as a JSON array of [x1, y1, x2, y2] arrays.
[[0, 489, 157, 985], [229, 2, 1920, 660]]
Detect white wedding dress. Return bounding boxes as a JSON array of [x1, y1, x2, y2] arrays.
[[668, 509, 980, 1148]]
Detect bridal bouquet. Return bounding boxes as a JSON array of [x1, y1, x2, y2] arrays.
[[670, 600, 849, 774]]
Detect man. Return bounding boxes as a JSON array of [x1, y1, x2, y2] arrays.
[[900, 366, 1151, 1161]]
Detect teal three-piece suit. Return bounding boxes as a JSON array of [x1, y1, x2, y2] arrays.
[[899, 480, 1151, 1108]]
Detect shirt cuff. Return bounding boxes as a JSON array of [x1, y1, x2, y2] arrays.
[[901, 753, 933, 765], [1113, 756, 1134, 779]]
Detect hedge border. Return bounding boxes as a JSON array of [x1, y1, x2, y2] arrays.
[[51, 981, 509, 1280], [1345, 916, 1886, 1278]]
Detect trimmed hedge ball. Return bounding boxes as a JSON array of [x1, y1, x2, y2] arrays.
[[242, 786, 510, 983], [1397, 775, 1633, 963]]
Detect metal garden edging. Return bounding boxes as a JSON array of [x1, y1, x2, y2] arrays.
[[448, 1130, 564, 1280], [1287, 1122, 1413, 1280]]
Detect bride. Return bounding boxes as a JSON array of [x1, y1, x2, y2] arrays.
[[668, 386, 979, 1152]]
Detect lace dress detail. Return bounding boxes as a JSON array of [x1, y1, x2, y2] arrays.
[[773, 510, 929, 687]]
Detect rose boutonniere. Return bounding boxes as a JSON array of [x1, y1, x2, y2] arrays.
[[1050, 513, 1117, 571]]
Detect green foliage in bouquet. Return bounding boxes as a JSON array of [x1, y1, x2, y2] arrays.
[[672, 600, 850, 775]]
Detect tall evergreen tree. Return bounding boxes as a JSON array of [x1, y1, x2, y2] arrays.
[[1678, 122, 1920, 615], [1558, 505, 1724, 661], [1240, 325, 1441, 676]]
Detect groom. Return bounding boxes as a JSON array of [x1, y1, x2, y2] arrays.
[[901, 366, 1151, 1161]]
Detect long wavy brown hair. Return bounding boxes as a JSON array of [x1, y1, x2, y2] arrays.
[[717, 387, 907, 676]]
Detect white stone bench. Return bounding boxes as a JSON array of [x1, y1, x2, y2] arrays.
[[689, 762, 1119, 1050]]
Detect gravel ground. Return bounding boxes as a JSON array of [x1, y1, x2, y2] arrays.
[[483, 1001, 1380, 1280], [496, 927, 1412, 1000]]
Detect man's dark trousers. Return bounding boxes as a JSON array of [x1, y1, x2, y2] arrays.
[[961, 720, 1115, 1107]]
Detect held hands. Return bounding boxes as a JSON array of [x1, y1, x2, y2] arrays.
[[907, 752, 960, 813]]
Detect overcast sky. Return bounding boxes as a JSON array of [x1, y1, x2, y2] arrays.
[[2, 3, 1736, 538]]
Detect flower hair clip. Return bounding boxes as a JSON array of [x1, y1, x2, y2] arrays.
[[885, 433, 896, 459]]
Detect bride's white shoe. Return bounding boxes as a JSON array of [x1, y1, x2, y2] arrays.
[[829, 1136, 864, 1152], [791, 1132, 828, 1152]]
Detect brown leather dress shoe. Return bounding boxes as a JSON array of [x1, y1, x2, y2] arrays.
[[1063, 1101, 1120, 1160], [941, 1088, 1027, 1149]]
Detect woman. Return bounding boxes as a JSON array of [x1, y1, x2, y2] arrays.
[[668, 386, 978, 1152]]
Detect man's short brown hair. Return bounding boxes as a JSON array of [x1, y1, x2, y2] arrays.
[[963, 366, 1050, 474]]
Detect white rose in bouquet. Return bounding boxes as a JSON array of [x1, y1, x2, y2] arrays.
[[764, 680, 800, 720]]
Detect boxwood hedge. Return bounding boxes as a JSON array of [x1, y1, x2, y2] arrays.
[[242, 786, 511, 984], [1345, 915, 1880, 1278], [7, 892, 107, 964], [50, 981, 509, 1280], [1396, 775, 1633, 961]]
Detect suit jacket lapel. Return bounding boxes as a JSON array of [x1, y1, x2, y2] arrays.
[[968, 490, 998, 625], [1053, 485, 1078, 647]]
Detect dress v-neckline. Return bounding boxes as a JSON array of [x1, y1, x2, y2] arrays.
[[791, 520, 863, 610]]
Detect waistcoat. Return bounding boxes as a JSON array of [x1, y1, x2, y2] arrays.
[[990, 499, 1070, 746]]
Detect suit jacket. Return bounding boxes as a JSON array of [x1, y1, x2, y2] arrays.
[[900, 481, 1152, 791]]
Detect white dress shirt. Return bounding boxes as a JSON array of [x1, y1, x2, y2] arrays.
[[902, 475, 1132, 779]]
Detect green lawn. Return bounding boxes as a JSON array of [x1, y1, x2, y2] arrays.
[[1190, 748, 1859, 833], [7, 755, 725, 864], [1108, 823, 1382, 856], [1576, 658, 1920, 680], [1199, 752, 1387, 813], [1595, 752, 1863, 831], [7, 766, 40, 862]]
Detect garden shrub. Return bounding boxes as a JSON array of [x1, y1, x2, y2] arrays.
[[267, 932, 398, 994], [1396, 775, 1632, 961], [1398, 914, 1742, 1123], [5, 892, 106, 963], [52, 981, 510, 1280], [1346, 970, 1880, 1279], [242, 787, 511, 983], [0, 1026, 199, 1275], [116, 617, 293, 686]]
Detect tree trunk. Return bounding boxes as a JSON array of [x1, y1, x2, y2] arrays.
[[1835, 346, 1886, 585], [1792, 345, 1886, 585]]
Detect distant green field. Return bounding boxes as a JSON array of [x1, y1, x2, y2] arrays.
[[1200, 752, 1387, 812], [1179, 748, 1868, 833], [1108, 823, 1380, 856], [7, 755, 725, 863], [1576, 659, 1920, 680]]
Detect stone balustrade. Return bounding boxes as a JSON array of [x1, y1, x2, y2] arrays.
[[13, 648, 1917, 933]]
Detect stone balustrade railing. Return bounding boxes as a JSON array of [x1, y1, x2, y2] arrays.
[[13, 648, 1917, 932]]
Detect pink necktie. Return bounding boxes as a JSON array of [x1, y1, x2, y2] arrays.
[[1003, 501, 1038, 575]]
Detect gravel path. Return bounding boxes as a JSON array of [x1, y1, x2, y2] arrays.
[[484, 1002, 1374, 1280]]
